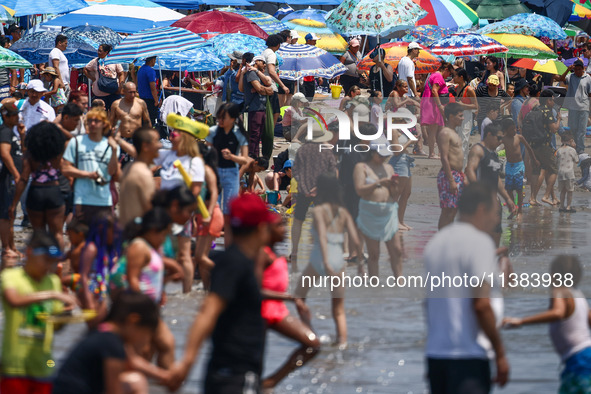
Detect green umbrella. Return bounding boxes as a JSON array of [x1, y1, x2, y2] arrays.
[[0, 47, 32, 69], [476, 0, 530, 20], [564, 23, 584, 37]]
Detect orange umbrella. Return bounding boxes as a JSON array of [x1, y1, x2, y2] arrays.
[[358, 42, 441, 74]]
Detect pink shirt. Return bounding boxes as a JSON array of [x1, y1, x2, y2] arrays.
[[84, 58, 123, 97]]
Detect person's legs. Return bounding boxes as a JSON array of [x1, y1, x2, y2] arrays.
[[398, 176, 412, 230], [120, 371, 149, 394], [290, 218, 303, 272], [45, 206, 66, 250], [152, 319, 175, 369], [559, 183, 567, 210], [459, 110, 472, 168], [427, 124, 439, 159], [247, 110, 265, 158], [195, 234, 214, 289], [566, 189, 574, 210], [143, 98, 159, 126], [177, 235, 193, 293], [545, 172, 558, 203], [218, 167, 239, 246], [385, 232, 403, 278], [438, 208, 457, 230], [262, 315, 320, 389], [576, 110, 589, 153], [363, 236, 381, 277]]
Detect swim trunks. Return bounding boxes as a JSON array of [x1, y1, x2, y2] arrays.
[[437, 168, 465, 209], [504, 161, 525, 192]]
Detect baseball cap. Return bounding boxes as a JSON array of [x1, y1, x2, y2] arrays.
[[250, 55, 266, 65], [282, 159, 293, 170], [349, 38, 360, 47], [290, 30, 300, 40], [292, 92, 308, 104], [408, 42, 421, 50], [229, 193, 276, 228], [32, 245, 65, 259], [305, 33, 320, 41], [574, 59, 585, 67], [228, 50, 244, 61], [27, 79, 48, 92], [369, 135, 393, 157], [487, 75, 500, 86], [0, 103, 18, 117]]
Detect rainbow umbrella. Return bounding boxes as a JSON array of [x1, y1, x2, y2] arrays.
[[485, 33, 557, 59], [429, 33, 507, 56], [413, 0, 478, 30], [283, 20, 347, 55], [358, 42, 440, 74], [217, 8, 288, 34], [478, 13, 566, 39], [281, 7, 328, 27], [571, 0, 591, 19], [401, 25, 454, 45], [511, 58, 567, 75]]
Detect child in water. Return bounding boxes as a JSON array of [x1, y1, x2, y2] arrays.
[[503, 255, 591, 393]]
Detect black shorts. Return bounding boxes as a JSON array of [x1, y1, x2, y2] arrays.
[[204, 370, 260, 394], [427, 357, 491, 394], [278, 79, 294, 95], [26, 184, 65, 212], [0, 176, 15, 220], [293, 193, 315, 221], [119, 137, 134, 168], [270, 91, 280, 115]]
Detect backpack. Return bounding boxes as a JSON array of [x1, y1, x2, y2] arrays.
[[522, 106, 548, 145]]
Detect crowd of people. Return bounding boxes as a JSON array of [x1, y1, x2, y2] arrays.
[[0, 19, 590, 394]]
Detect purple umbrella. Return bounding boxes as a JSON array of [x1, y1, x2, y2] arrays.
[[563, 57, 588, 67]]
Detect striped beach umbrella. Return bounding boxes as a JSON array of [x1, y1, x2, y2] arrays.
[[429, 33, 507, 56], [105, 27, 207, 64], [135, 46, 225, 71], [217, 8, 288, 34], [414, 0, 478, 30], [358, 42, 440, 74], [0, 47, 32, 69], [275, 44, 346, 81]]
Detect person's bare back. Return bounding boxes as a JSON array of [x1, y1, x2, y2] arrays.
[[439, 126, 464, 172]]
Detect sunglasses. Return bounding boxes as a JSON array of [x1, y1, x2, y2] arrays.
[[32, 246, 63, 259]]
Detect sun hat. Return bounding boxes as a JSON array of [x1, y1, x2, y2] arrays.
[[41, 67, 58, 76], [228, 50, 244, 61]]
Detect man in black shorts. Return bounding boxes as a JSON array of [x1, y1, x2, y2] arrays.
[[166, 194, 275, 393]]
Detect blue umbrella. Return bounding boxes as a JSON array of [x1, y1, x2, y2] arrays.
[[2, 0, 87, 17], [251, 0, 341, 4], [477, 13, 567, 39], [42, 0, 185, 34], [209, 33, 268, 66], [281, 7, 328, 24], [521, 0, 573, 27], [11, 30, 98, 65], [218, 8, 289, 34], [105, 27, 207, 64], [275, 43, 346, 81], [134, 46, 225, 71], [401, 25, 455, 45], [64, 25, 121, 49]]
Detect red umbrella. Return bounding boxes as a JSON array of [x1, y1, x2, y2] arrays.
[[171, 10, 268, 40]]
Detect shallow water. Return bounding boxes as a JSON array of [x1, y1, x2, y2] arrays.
[[8, 189, 591, 393]]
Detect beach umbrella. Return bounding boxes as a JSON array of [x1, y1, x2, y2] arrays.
[[105, 27, 207, 64], [429, 33, 507, 56], [0, 47, 32, 68], [275, 43, 346, 81], [520, 0, 573, 26], [134, 46, 225, 71], [570, 0, 591, 19], [358, 42, 441, 74], [401, 25, 454, 45], [475, 0, 530, 20], [217, 8, 289, 34], [281, 7, 328, 27], [1, 0, 87, 17], [564, 22, 584, 36], [251, 0, 341, 4], [485, 33, 557, 58], [63, 25, 122, 49], [42, 0, 185, 34], [11, 30, 99, 65], [171, 10, 268, 40], [326, 0, 427, 37], [511, 58, 567, 74], [0, 4, 14, 21], [413, 0, 479, 30], [283, 21, 347, 55], [564, 57, 588, 66], [153, 0, 253, 6], [208, 33, 268, 66], [478, 13, 567, 39]]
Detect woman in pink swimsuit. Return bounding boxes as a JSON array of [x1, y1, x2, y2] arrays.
[[260, 214, 321, 390]]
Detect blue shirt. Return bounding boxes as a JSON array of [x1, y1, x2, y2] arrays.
[[511, 95, 526, 127], [218, 69, 243, 105], [137, 65, 157, 100]]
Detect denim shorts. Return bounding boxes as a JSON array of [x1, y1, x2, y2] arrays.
[[218, 166, 240, 215], [389, 153, 415, 178]]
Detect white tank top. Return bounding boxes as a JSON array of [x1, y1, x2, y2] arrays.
[[549, 289, 591, 361]]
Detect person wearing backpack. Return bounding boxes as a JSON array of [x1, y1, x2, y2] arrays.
[[559, 59, 591, 154], [522, 90, 560, 206], [83, 44, 125, 111]]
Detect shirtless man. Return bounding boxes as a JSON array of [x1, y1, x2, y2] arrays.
[[500, 117, 538, 219], [109, 82, 151, 167], [436, 102, 465, 230]]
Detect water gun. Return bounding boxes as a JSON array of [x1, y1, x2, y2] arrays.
[[173, 160, 210, 219]]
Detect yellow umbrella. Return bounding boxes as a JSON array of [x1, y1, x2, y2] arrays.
[[572, 2, 591, 18], [283, 21, 347, 56], [0, 5, 15, 18], [485, 33, 557, 59]]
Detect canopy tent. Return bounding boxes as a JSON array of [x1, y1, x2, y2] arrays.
[[2, 0, 87, 17], [43, 0, 185, 34], [151, 0, 253, 6]]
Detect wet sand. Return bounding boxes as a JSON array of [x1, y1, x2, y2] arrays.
[[5, 134, 591, 393]]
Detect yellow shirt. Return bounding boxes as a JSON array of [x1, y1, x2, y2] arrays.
[[1, 268, 62, 379]]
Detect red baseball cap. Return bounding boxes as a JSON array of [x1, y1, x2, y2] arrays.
[[229, 194, 276, 228]]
